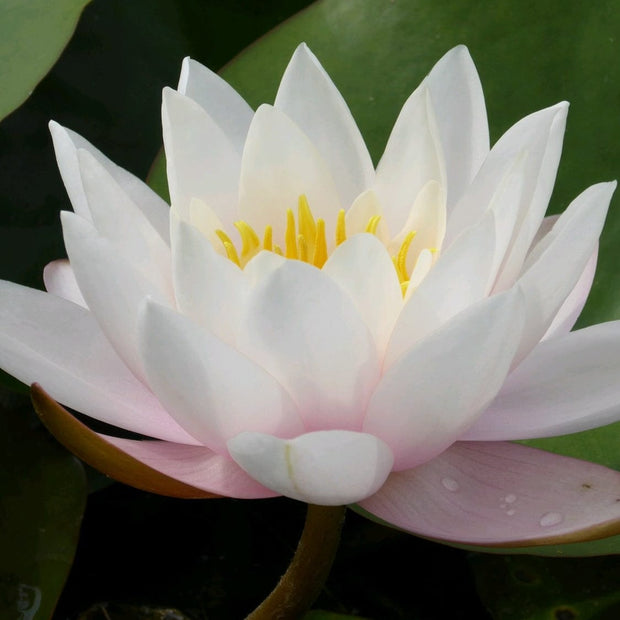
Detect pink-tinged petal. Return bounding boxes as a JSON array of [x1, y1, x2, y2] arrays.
[[365, 289, 525, 470], [61, 212, 171, 381], [139, 300, 305, 454], [515, 182, 615, 363], [323, 234, 402, 355], [170, 213, 247, 346], [162, 87, 240, 227], [238, 105, 342, 244], [359, 442, 620, 546], [425, 45, 489, 208], [31, 385, 218, 499], [446, 103, 567, 247], [43, 259, 87, 308], [178, 57, 253, 153], [374, 84, 445, 234], [242, 250, 287, 285], [228, 430, 393, 505], [49, 121, 170, 243], [103, 436, 276, 499], [77, 149, 173, 297], [385, 211, 496, 368], [464, 322, 620, 441], [0, 282, 196, 443], [238, 260, 380, 431], [274, 43, 374, 206]]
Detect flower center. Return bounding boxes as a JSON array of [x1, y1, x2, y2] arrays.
[[215, 195, 426, 295]]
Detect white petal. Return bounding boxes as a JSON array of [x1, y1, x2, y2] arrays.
[[364, 288, 525, 470], [425, 45, 489, 208], [323, 234, 402, 354], [345, 189, 390, 243], [274, 43, 374, 206], [139, 300, 305, 453], [228, 430, 394, 505], [385, 210, 496, 367], [77, 149, 173, 297], [464, 322, 620, 440], [43, 259, 87, 308], [515, 182, 615, 362], [238, 260, 380, 431], [238, 105, 342, 244], [0, 281, 196, 444], [446, 103, 567, 247], [170, 213, 247, 346], [61, 212, 171, 381], [162, 87, 240, 226], [178, 56, 253, 153], [373, 84, 445, 233], [49, 121, 170, 243]]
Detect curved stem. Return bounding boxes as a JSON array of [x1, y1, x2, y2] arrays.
[[246, 504, 346, 620]]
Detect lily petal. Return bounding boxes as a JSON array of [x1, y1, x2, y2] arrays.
[[43, 259, 86, 308], [228, 430, 394, 505], [359, 442, 620, 546]]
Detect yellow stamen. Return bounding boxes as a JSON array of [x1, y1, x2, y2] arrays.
[[234, 221, 260, 260], [396, 231, 417, 281], [285, 208, 298, 259], [313, 219, 327, 268], [215, 229, 241, 267], [335, 209, 346, 246], [365, 214, 382, 235], [298, 195, 317, 243], [263, 225, 273, 252], [274, 244, 283, 256], [400, 281, 410, 295], [298, 234, 308, 262]]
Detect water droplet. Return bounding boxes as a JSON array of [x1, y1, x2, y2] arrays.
[[504, 493, 517, 504], [506, 509, 516, 516], [441, 477, 459, 492], [539, 512, 563, 527]]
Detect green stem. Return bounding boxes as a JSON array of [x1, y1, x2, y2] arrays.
[[246, 504, 346, 620]]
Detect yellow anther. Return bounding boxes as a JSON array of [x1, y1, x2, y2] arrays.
[[400, 281, 410, 296], [215, 230, 241, 267], [396, 231, 417, 281], [298, 234, 309, 262], [365, 214, 382, 235], [313, 219, 327, 268], [336, 209, 346, 246], [234, 221, 260, 259], [298, 195, 316, 242], [263, 225, 273, 252], [274, 244, 283, 256], [285, 209, 298, 259]]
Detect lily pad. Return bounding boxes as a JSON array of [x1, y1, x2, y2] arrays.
[[0, 388, 86, 619], [0, 0, 91, 121]]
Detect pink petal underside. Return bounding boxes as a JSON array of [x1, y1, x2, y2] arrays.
[[102, 435, 277, 499], [359, 441, 620, 546]]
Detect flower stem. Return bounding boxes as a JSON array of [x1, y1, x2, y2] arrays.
[[246, 504, 346, 620]]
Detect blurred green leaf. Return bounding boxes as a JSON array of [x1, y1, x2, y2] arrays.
[[0, 390, 86, 619], [470, 554, 620, 619], [0, 0, 91, 121]]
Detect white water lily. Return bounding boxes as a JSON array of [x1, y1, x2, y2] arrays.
[[2, 43, 620, 546]]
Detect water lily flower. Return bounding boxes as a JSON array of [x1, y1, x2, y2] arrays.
[[2, 43, 620, 549]]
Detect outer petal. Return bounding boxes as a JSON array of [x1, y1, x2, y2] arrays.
[[178, 56, 253, 153], [49, 121, 170, 243], [364, 288, 525, 470], [0, 282, 196, 444], [139, 299, 305, 454], [170, 213, 247, 346], [322, 234, 402, 355], [373, 85, 445, 233], [228, 430, 394, 505], [274, 43, 374, 206], [463, 322, 620, 440], [238, 104, 342, 243], [43, 259, 87, 308], [162, 87, 240, 226], [61, 212, 171, 381], [359, 442, 620, 546], [238, 260, 380, 431], [425, 45, 489, 208]]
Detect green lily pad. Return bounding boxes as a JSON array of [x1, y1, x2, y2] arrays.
[[0, 0, 91, 121], [0, 389, 86, 619]]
